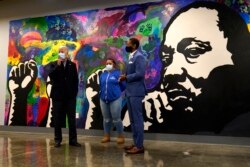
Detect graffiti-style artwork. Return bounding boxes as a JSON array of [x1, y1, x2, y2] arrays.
[[152, 1, 250, 135], [5, 0, 250, 136]]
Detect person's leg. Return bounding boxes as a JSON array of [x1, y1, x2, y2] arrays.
[[127, 97, 136, 145], [110, 97, 124, 144], [129, 97, 144, 149], [100, 99, 112, 142], [66, 98, 77, 144], [52, 100, 63, 146]]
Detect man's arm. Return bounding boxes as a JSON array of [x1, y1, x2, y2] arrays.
[[72, 62, 79, 93], [126, 56, 146, 83], [44, 61, 60, 80]]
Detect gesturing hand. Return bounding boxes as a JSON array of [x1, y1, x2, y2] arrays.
[[57, 59, 63, 66], [119, 74, 126, 82]]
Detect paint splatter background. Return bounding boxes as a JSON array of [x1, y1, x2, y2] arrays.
[[5, 0, 249, 128]]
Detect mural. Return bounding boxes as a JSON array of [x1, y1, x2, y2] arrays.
[[5, 0, 250, 136]]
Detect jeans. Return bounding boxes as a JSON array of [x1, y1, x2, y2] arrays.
[[100, 97, 124, 135]]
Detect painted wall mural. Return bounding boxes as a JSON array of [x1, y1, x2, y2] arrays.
[[5, 0, 250, 136]]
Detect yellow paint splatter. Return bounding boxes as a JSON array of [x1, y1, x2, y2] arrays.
[[39, 40, 81, 65], [8, 54, 21, 66]]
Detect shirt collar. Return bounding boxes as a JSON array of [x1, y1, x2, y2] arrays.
[[129, 50, 137, 60]]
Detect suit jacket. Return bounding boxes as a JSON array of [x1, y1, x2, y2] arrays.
[[125, 50, 147, 97], [45, 60, 78, 101]]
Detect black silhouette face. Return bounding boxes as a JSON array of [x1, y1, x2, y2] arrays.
[[160, 7, 234, 113]]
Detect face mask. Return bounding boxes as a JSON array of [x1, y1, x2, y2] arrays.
[[125, 46, 133, 53], [59, 52, 66, 59], [105, 64, 113, 71]]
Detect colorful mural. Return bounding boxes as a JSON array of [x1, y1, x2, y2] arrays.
[[5, 0, 250, 136]]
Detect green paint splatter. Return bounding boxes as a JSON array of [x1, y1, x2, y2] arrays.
[[143, 40, 157, 52], [146, 6, 162, 18], [23, 17, 48, 36], [34, 55, 42, 65], [136, 17, 162, 36], [27, 85, 37, 104], [104, 37, 124, 48], [47, 52, 58, 62]]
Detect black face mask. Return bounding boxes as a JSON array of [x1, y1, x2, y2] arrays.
[[125, 46, 133, 53]]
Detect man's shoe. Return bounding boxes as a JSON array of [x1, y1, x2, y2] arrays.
[[126, 147, 144, 154], [54, 142, 61, 148], [124, 144, 135, 150], [69, 142, 81, 147]]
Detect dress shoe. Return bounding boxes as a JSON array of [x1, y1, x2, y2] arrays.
[[124, 144, 135, 150], [54, 142, 61, 148], [69, 142, 81, 147], [126, 147, 144, 154]]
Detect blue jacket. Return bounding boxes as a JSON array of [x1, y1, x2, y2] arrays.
[[99, 69, 126, 103], [125, 50, 147, 97]]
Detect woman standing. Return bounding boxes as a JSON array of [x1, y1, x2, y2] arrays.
[[99, 58, 126, 144]]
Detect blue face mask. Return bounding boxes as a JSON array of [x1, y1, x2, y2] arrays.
[[59, 52, 66, 59], [105, 64, 113, 71]]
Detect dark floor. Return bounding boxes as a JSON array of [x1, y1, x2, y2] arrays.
[[0, 131, 250, 167]]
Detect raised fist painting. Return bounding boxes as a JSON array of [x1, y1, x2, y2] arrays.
[[8, 60, 38, 125]]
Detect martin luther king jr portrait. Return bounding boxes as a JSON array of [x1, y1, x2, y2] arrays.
[[150, 1, 250, 136]]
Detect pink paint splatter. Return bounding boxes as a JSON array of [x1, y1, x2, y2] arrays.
[[72, 14, 88, 24], [145, 68, 157, 79], [37, 97, 49, 125], [26, 104, 33, 125]]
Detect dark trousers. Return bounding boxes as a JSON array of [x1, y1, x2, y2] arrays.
[[52, 98, 77, 143], [127, 96, 144, 148]]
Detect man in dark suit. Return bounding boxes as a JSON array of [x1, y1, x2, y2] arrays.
[[120, 38, 147, 154], [46, 45, 81, 147]]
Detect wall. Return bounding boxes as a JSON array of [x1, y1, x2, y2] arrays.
[[0, 0, 159, 125]]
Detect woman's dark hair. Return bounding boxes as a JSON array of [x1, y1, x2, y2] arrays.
[[106, 57, 116, 66]]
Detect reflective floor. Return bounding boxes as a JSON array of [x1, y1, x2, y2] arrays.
[[0, 131, 250, 167]]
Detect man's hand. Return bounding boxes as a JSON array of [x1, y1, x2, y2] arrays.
[[57, 59, 63, 66], [119, 74, 126, 82]]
